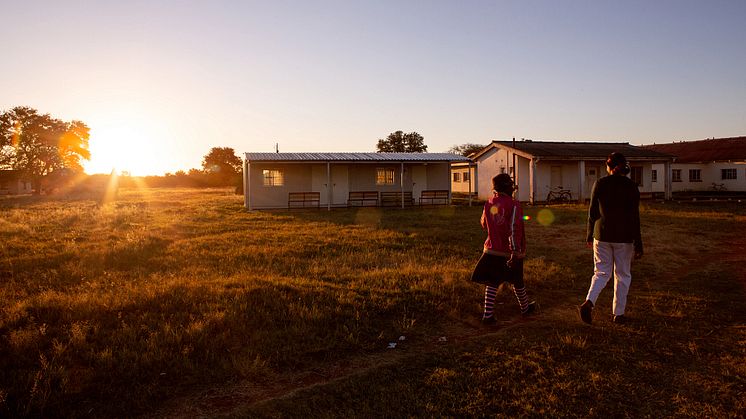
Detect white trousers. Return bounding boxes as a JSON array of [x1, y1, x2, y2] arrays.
[[586, 239, 634, 316]]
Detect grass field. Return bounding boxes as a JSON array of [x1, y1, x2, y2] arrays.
[[1, 188, 744, 418]]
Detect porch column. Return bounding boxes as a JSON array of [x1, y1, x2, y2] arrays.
[[400, 162, 405, 208], [529, 159, 537, 205], [327, 162, 331, 211], [468, 162, 473, 207], [578, 160, 586, 203], [243, 160, 251, 210], [664, 160, 672, 200]]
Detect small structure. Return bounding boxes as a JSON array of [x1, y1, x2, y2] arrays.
[[464, 140, 675, 204], [242, 152, 471, 210], [0, 170, 33, 195], [643, 137, 746, 193]]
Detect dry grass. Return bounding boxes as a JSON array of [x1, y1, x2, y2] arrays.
[[1, 189, 744, 417]]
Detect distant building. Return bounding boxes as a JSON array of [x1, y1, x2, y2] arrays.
[[242, 152, 470, 210], [643, 137, 746, 193], [458, 140, 675, 204], [0, 170, 33, 195]]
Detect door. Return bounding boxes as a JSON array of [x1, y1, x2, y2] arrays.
[[585, 166, 600, 197], [331, 165, 348, 206], [311, 165, 329, 205], [412, 165, 426, 200], [550, 166, 563, 188]]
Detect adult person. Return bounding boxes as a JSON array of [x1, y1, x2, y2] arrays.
[[471, 174, 536, 324], [579, 152, 643, 325]]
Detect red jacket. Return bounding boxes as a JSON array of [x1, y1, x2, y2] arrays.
[[481, 193, 526, 258]]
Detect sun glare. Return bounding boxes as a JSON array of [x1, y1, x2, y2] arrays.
[[84, 114, 168, 176]]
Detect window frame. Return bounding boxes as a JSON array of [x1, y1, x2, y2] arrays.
[[262, 169, 284, 187], [630, 166, 643, 186], [452, 172, 461, 183], [376, 167, 396, 185], [672, 169, 682, 182], [688, 169, 702, 182], [651, 169, 657, 183], [721, 168, 737, 180]]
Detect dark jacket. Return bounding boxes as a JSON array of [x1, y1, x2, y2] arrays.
[[586, 174, 643, 253]]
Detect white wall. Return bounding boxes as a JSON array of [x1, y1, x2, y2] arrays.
[[653, 162, 746, 192]]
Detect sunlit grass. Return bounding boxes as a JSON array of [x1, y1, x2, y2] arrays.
[[1, 190, 744, 417]]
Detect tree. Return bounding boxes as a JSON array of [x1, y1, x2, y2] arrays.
[[0, 106, 90, 193], [201, 147, 242, 186], [448, 143, 487, 157], [376, 131, 428, 152]]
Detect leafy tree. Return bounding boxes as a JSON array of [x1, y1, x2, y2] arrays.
[[376, 131, 428, 152], [201, 147, 242, 186], [0, 106, 90, 193], [448, 143, 487, 157]]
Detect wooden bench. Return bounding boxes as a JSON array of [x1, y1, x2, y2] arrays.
[[419, 190, 449, 205], [348, 191, 379, 207], [380, 191, 414, 207], [288, 192, 320, 208]]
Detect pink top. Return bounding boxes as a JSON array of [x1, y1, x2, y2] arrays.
[[480, 193, 526, 257]]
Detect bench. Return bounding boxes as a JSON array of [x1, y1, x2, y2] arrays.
[[288, 192, 320, 209], [419, 190, 449, 205], [348, 191, 379, 207], [380, 191, 414, 207]]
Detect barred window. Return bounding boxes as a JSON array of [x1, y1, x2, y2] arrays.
[[630, 166, 643, 186], [376, 168, 395, 185], [689, 169, 702, 182], [722, 168, 737, 180], [452, 172, 461, 182], [262, 169, 284, 186], [651, 170, 657, 183], [672, 169, 682, 182], [463, 171, 470, 182]]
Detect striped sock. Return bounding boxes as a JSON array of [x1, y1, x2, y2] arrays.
[[483, 286, 498, 319], [513, 285, 530, 312]]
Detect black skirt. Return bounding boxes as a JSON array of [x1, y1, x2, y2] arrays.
[[470, 253, 524, 288]]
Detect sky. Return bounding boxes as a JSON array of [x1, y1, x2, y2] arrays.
[[1, 0, 745, 176]]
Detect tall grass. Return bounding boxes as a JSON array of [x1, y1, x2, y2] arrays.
[[1, 189, 744, 417]]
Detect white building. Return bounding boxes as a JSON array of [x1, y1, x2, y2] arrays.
[[459, 140, 674, 204], [243, 152, 470, 210], [643, 137, 746, 193]]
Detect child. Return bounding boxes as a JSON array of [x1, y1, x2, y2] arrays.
[[471, 174, 536, 324]]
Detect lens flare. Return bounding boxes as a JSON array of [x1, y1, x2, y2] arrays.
[[522, 215, 531, 221], [537, 209, 555, 226], [489, 206, 498, 215]]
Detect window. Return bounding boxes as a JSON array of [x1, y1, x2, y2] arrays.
[[651, 170, 657, 182], [672, 169, 682, 182], [262, 169, 284, 186], [463, 171, 470, 182], [452, 172, 461, 182], [722, 168, 737, 180], [689, 169, 702, 182], [376, 168, 395, 185], [630, 166, 642, 186]]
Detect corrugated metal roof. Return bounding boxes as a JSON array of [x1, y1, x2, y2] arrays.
[[641, 137, 746, 163], [478, 140, 674, 160], [244, 152, 471, 162]]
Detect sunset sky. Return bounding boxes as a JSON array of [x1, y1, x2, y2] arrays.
[[2, 1, 745, 176]]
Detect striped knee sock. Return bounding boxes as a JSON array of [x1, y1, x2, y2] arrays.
[[513, 285, 530, 312], [483, 286, 498, 319]]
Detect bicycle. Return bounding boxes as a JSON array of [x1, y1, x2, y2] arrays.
[[710, 183, 727, 192], [546, 186, 572, 204]]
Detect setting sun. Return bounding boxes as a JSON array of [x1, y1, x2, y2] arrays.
[[84, 113, 169, 176]]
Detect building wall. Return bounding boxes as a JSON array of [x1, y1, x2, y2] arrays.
[[451, 165, 476, 193], [248, 163, 313, 209], [652, 162, 746, 192], [246, 161, 456, 209]]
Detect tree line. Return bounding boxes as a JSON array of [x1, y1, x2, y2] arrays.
[[2, 106, 486, 194]]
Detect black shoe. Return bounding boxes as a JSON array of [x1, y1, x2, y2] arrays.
[[521, 301, 537, 317], [579, 300, 593, 324], [481, 315, 497, 325], [613, 315, 627, 324]]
